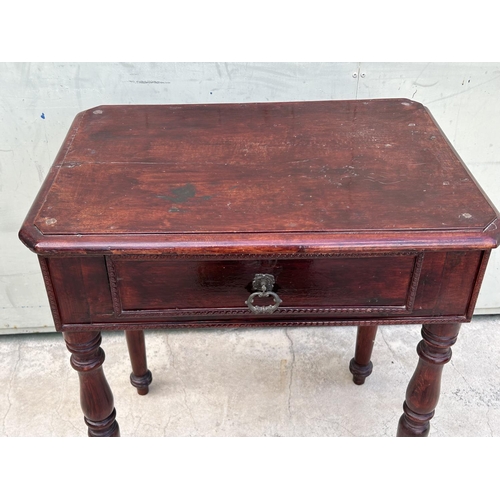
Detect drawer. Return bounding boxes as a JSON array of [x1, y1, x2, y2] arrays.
[[105, 253, 424, 319]]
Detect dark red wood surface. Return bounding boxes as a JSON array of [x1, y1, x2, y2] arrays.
[[18, 99, 500, 438], [19, 99, 499, 255], [42, 250, 485, 331], [397, 323, 461, 437], [350, 325, 378, 385], [112, 254, 416, 310], [125, 330, 152, 395]]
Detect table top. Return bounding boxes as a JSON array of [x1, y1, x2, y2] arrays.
[[20, 99, 499, 255]]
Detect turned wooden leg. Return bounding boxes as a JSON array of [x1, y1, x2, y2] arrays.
[[349, 325, 378, 385], [125, 330, 152, 395], [397, 323, 461, 437], [63, 331, 120, 437]]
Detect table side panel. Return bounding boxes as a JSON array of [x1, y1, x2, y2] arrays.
[[413, 250, 483, 316], [43, 256, 114, 328]]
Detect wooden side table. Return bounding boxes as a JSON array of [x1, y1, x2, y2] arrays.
[[19, 99, 499, 437]]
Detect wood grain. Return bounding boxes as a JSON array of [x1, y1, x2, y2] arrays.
[[17, 99, 500, 437], [30, 100, 498, 237], [38, 251, 485, 329]]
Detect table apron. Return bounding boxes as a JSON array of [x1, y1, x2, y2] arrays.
[[38, 249, 489, 331]]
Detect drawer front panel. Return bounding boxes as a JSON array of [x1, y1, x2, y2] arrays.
[[106, 254, 423, 318]]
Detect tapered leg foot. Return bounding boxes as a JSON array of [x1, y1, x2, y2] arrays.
[[397, 323, 461, 437], [85, 409, 120, 437], [125, 330, 152, 395], [349, 325, 378, 385], [397, 403, 434, 437], [64, 331, 120, 437]]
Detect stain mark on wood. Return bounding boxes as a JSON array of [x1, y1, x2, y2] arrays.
[[157, 184, 196, 203]]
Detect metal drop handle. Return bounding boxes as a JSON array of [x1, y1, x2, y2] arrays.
[[245, 274, 282, 314]]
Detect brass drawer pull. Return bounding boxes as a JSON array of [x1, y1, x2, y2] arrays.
[[245, 274, 282, 314]]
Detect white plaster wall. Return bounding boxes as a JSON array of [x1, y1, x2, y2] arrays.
[[1, 62, 499, 334]]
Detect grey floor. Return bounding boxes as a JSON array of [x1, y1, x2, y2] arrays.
[[2, 316, 500, 437]]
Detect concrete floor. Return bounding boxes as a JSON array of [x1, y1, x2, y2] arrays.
[[2, 316, 500, 437]]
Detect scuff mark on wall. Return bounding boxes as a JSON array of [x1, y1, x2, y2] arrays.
[[129, 80, 171, 84]]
